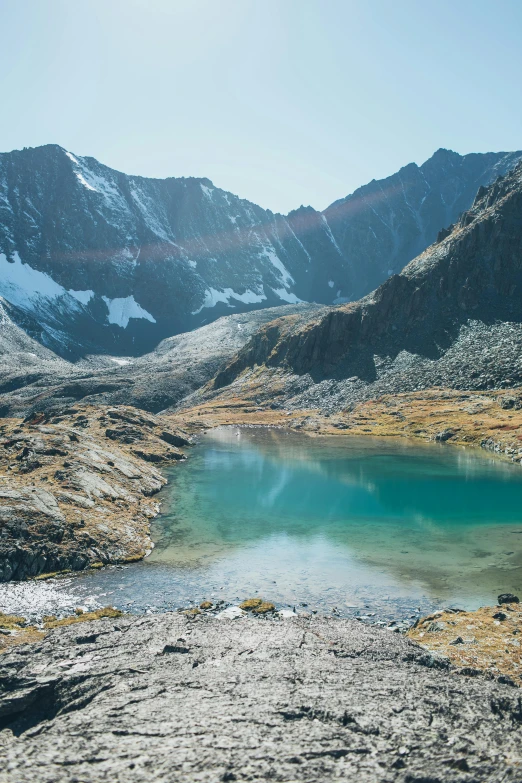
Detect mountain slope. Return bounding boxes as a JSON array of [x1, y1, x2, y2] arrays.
[[321, 148, 522, 299], [0, 144, 520, 356], [207, 161, 522, 410], [0, 304, 322, 418]]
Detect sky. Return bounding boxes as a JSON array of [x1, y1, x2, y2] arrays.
[[1, 0, 521, 214]]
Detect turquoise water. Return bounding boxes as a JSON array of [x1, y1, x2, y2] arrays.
[[145, 427, 522, 610], [31, 427, 522, 620]]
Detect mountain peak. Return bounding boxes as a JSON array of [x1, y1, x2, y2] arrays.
[[0, 143, 521, 357]]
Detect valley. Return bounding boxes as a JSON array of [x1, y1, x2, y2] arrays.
[[2, 146, 522, 781], [5, 5, 522, 779]]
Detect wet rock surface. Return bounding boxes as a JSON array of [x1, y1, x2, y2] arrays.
[[0, 405, 190, 581], [0, 614, 521, 782]]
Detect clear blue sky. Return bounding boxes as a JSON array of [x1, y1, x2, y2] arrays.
[[1, 0, 521, 213]]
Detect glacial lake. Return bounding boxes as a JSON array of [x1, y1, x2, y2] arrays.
[[3, 427, 522, 622]]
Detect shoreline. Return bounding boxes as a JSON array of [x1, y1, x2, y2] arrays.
[[168, 385, 522, 469], [1, 391, 521, 689], [2, 385, 522, 585], [0, 403, 191, 582], [2, 585, 520, 688]]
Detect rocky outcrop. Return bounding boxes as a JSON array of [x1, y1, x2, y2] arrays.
[[1, 144, 520, 356], [208, 162, 522, 409], [0, 405, 191, 581], [0, 613, 520, 782]]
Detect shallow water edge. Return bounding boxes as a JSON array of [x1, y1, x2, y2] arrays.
[[1, 426, 521, 628]]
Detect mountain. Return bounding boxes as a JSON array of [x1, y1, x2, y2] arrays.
[[209, 161, 522, 410], [1, 144, 521, 356], [0, 296, 71, 374], [320, 148, 522, 299]]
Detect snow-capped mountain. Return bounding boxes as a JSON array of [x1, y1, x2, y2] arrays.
[[0, 144, 520, 356]]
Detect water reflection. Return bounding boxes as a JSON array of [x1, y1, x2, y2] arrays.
[[150, 427, 522, 606]]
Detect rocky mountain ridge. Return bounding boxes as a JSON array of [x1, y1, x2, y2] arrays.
[[1, 143, 520, 356], [0, 304, 322, 419], [202, 161, 522, 411]]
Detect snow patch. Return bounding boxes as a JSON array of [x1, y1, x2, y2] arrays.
[[260, 247, 294, 286], [216, 606, 245, 620], [65, 151, 80, 165], [272, 287, 301, 304], [192, 287, 266, 314], [130, 184, 173, 242], [68, 289, 94, 305], [109, 357, 132, 366], [328, 280, 334, 288], [320, 215, 344, 256], [102, 296, 156, 328], [0, 252, 79, 312], [65, 151, 127, 210], [200, 184, 214, 199]]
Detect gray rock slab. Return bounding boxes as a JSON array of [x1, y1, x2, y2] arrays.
[[0, 614, 521, 782]]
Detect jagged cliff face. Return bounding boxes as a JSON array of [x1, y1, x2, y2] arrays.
[[212, 162, 522, 400], [0, 144, 520, 356]]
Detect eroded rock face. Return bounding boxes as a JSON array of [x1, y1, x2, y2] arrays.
[[0, 405, 191, 581], [0, 614, 520, 781]]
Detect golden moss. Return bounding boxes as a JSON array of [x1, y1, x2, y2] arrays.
[[0, 612, 26, 629], [122, 554, 145, 563], [183, 608, 201, 616], [34, 570, 71, 581], [44, 607, 123, 629], [252, 602, 275, 615], [239, 598, 263, 610], [200, 600, 213, 610]]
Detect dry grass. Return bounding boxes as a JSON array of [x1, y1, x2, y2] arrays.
[[0, 612, 43, 651], [169, 387, 522, 466], [43, 606, 123, 628], [0, 607, 124, 653], [408, 604, 522, 684]]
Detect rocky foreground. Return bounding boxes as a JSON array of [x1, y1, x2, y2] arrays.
[[1, 613, 522, 783], [0, 405, 190, 581]]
